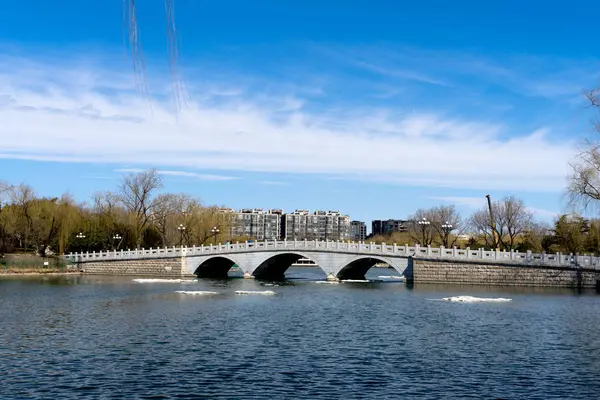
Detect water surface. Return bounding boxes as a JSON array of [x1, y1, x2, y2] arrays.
[[1, 267, 599, 399]]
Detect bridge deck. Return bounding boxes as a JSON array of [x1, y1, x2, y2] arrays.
[[65, 240, 600, 268]]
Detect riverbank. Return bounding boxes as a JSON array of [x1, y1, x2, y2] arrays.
[[0, 268, 82, 276], [0, 271, 83, 278]]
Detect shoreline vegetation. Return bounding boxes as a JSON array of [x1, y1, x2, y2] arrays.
[[3, 167, 600, 262]]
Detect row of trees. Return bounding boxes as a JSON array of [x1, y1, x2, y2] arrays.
[[2, 169, 600, 257], [368, 197, 536, 250], [0, 170, 240, 256], [368, 197, 600, 255]]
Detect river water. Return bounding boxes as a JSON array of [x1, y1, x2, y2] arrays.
[[1, 267, 600, 399]]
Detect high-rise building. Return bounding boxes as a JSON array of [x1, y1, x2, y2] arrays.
[[350, 221, 367, 241], [371, 219, 409, 236], [282, 210, 351, 241], [228, 208, 282, 240], [282, 209, 310, 240], [222, 208, 352, 241]]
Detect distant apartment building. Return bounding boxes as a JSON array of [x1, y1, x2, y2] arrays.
[[221, 208, 352, 241], [282, 210, 351, 241], [225, 208, 283, 241], [350, 221, 367, 241], [371, 219, 409, 236]]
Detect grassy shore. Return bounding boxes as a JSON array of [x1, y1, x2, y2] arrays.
[[1, 253, 80, 275]]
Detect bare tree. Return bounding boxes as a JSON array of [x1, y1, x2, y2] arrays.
[[469, 196, 533, 250], [117, 169, 163, 248], [9, 184, 36, 251], [469, 208, 496, 248], [499, 196, 533, 250], [153, 193, 196, 246], [0, 181, 11, 215], [429, 205, 462, 247], [0, 182, 13, 254], [408, 208, 436, 246], [567, 87, 600, 211], [567, 142, 600, 212]]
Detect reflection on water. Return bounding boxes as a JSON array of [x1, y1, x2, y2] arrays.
[[1, 267, 600, 399]]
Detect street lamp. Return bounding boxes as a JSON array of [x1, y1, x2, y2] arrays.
[[178, 224, 186, 247], [112, 234, 122, 250], [441, 221, 453, 247], [417, 218, 430, 245], [211, 226, 220, 245], [76, 232, 86, 252]]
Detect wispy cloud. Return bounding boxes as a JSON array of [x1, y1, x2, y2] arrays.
[[259, 180, 289, 186], [0, 53, 581, 192], [115, 169, 238, 181], [319, 44, 599, 100]]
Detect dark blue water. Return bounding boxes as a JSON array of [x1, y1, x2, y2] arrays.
[[1, 267, 600, 399]]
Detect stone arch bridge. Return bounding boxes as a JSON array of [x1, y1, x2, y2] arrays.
[[65, 240, 600, 284]]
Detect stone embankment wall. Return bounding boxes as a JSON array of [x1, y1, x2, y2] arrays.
[[411, 258, 600, 288], [81, 258, 185, 277]]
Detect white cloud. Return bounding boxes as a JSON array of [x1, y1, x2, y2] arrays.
[[259, 181, 290, 186], [0, 54, 579, 192], [115, 169, 238, 181]]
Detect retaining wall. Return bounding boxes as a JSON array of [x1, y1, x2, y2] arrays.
[[81, 258, 185, 277], [411, 258, 600, 288]]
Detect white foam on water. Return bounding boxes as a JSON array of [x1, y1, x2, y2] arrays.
[[441, 296, 512, 303], [314, 281, 340, 284], [263, 283, 279, 287], [175, 291, 219, 295], [234, 290, 276, 295], [133, 278, 198, 283], [341, 279, 371, 283], [377, 276, 405, 280]]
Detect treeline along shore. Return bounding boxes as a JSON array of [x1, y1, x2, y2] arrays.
[[1, 169, 600, 273]]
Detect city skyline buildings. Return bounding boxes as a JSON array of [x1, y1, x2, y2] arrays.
[[220, 208, 353, 241], [218, 207, 421, 240]]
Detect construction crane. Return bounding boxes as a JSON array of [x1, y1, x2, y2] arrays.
[[485, 194, 500, 250]]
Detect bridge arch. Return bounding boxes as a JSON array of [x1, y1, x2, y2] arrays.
[[335, 255, 406, 280], [193, 255, 242, 279], [252, 252, 321, 280]]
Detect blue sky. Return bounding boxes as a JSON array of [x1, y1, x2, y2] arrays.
[[1, 0, 599, 230]]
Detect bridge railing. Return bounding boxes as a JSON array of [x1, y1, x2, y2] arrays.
[[64, 239, 600, 269]]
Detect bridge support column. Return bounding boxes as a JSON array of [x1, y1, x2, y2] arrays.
[[243, 272, 255, 279], [326, 273, 339, 282]]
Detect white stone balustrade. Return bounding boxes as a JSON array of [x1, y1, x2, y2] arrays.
[[64, 239, 600, 268]]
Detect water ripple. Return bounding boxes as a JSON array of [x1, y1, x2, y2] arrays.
[[1, 269, 600, 399]]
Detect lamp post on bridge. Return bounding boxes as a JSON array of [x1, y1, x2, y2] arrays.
[[441, 221, 453, 247], [211, 226, 220, 245], [417, 218, 430, 246], [112, 233, 122, 250], [76, 232, 86, 252], [178, 224, 186, 247]]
